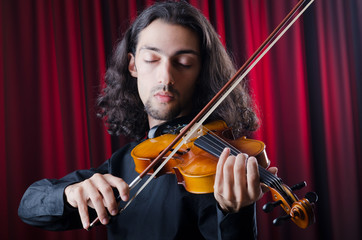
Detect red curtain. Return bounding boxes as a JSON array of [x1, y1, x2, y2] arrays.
[[1, 0, 361, 239]]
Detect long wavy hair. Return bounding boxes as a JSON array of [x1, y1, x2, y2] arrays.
[[97, 1, 259, 140]]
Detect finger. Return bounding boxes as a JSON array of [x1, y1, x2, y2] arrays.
[[73, 188, 90, 229], [103, 174, 129, 214], [84, 178, 110, 225], [268, 166, 278, 176], [91, 175, 119, 217], [222, 154, 236, 200], [233, 153, 248, 200], [104, 174, 129, 201], [214, 148, 230, 192], [246, 157, 261, 201]]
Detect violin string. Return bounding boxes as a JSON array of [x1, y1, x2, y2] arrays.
[[195, 130, 284, 193], [196, 135, 280, 191], [205, 132, 287, 196], [199, 126, 241, 155], [203, 131, 281, 185]]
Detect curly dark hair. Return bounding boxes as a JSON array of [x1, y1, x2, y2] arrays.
[[97, 1, 259, 140]]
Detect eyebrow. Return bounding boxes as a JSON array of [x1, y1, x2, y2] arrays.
[[139, 46, 200, 56]]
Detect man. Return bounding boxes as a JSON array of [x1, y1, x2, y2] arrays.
[[19, 2, 276, 239]]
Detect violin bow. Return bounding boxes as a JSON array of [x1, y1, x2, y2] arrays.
[[88, 0, 314, 229]]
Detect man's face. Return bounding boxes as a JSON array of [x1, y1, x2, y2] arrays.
[[128, 19, 201, 127]]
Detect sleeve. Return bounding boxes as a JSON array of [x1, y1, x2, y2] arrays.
[[197, 194, 257, 240], [18, 162, 109, 231], [216, 203, 257, 240]]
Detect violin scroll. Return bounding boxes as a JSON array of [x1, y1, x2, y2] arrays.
[[262, 180, 318, 229]]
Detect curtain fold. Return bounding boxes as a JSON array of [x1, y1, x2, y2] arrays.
[[313, 1, 361, 239], [1, 0, 361, 239]]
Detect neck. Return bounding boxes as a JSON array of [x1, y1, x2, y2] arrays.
[[147, 104, 194, 129], [148, 117, 167, 129], [147, 112, 192, 129]]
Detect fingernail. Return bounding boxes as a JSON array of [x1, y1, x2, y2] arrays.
[[111, 210, 117, 216], [82, 221, 87, 229], [102, 217, 108, 224], [122, 194, 129, 201]]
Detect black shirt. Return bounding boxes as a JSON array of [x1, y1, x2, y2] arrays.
[[18, 141, 257, 239]]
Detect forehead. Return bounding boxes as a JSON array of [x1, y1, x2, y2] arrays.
[[136, 19, 200, 55]]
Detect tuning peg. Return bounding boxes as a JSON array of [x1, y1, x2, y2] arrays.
[[305, 192, 318, 203], [262, 200, 282, 213], [290, 181, 307, 191], [273, 214, 292, 226]]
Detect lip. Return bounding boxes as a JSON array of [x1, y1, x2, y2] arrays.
[[154, 91, 174, 102]]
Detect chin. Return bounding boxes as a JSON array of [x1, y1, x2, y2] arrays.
[[151, 108, 181, 121], [145, 99, 184, 120]]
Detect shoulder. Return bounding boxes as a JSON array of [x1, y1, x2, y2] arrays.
[[107, 141, 141, 178], [110, 141, 139, 160]]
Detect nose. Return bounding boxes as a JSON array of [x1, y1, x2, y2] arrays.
[[158, 60, 175, 85]]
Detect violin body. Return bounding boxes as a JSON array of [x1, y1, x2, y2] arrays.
[[131, 120, 317, 228], [131, 120, 269, 194]]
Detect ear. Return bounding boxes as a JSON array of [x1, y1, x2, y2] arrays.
[[128, 53, 138, 78]]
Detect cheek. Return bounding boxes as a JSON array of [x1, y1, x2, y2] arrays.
[[179, 78, 197, 102], [185, 72, 199, 90], [136, 68, 160, 106], [137, 78, 149, 104]]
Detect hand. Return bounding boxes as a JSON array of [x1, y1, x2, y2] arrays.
[[64, 173, 129, 229], [214, 148, 277, 213]]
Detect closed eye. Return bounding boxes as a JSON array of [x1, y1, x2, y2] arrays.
[[144, 59, 158, 63], [176, 62, 192, 68]]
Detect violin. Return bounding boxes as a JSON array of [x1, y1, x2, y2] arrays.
[[88, 0, 317, 229], [131, 120, 317, 229]]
